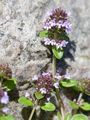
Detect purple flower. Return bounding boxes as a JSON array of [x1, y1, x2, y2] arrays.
[[43, 8, 72, 33], [59, 40, 68, 48], [25, 92, 30, 98], [2, 107, 9, 114], [40, 88, 47, 94], [35, 72, 53, 95], [61, 21, 72, 33], [44, 19, 56, 30], [53, 82, 59, 89], [43, 38, 68, 48], [0, 90, 9, 104], [55, 74, 62, 80]]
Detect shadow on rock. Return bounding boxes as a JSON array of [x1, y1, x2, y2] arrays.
[[57, 40, 76, 75]]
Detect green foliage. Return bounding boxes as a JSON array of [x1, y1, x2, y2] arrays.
[[60, 79, 77, 88], [52, 47, 64, 59], [71, 114, 88, 120], [0, 115, 15, 120], [64, 113, 72, 120], [57, 111, 62, 120], [41, 102, 56, 111], [35, 92, 44, 100], [39, 30, 48, 38], [3, 78, 17, 91], [58, 32, 69, 40], [80, 102, 90, 111], [69, 100, 90, 112], [69, 101, 79, 110], [18, 97, 34, 107]]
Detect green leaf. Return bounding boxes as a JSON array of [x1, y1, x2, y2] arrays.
[[41, 102, 56, 111], [58, 32, 69, 40], [3, 79, 16, 91], [39, 30, 48, 38], [57, 111, 62, 120], [35, 92, 44, 100], [18, 97, 34, 107], [52, 47, 64, 59], [64, 113, 72, 120], [80, 102, 90, 111], [69, 101, 79, 110], [71, 114, 88, 120], [10, 78, 17, 84], [60, 80, 77, 88], [0, 115, 15, 120]]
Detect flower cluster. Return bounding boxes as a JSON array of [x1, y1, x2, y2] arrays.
[[0, 64, 12, 79], [42, 8, 71, 49], [43, 8, 72, 33], [43, 38, 68, 49], [34, 72, 53, 95]]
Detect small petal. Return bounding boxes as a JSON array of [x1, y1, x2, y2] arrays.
[[40, 88, 46, 94], [53, 82, 59, 88], [25, 92, 30, 98], [47, 97, 50, 101], [32, 75, 38, 81], [55, 75, 62, 80], [64, 73, 71, 79], [2, 107, 9, 114], [0, 92, 9, 104]]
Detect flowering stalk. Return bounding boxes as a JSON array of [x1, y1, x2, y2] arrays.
[[52, 54, 64, 111], [20, 8, 72, 120]]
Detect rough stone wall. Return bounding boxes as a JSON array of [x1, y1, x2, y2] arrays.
[[0, 0, 90, 81]]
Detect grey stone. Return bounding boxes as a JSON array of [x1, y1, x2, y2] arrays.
[[0, 0, 90, 81], [0, 0, 90, 119]]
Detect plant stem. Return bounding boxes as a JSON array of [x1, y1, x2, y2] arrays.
[[52, 55, 56, 78], [52, 55, 64, 110], [56, 89, 64, 109], [28, 107, 36, 120], [28, 100, 38, 120], [77, 93, 83, 103]]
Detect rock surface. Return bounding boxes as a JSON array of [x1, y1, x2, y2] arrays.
[[0, 0, 90, 119], [0, 0, 90, 81], [0, 0, 90, 80]]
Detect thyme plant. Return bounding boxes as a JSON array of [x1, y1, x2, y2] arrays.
[[18, 8, 90, 120], [0, 64, 16, 120]]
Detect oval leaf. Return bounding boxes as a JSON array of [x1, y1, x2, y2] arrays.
[[39, 30, 48, 38], [41, 102, 55, 111], [80, 102, 90, 111], [3, 80, 16, 91], [52, 47, 64, 59], [35, 92, 44, 100], [18, 97, 34, 106], [64, 113, 72, 120], [57, 112, 62, 120], [71, 114, 88, 120], [60, 80, 77, 88], [69, 101, 79, 110], [0, 115, 15, 120]]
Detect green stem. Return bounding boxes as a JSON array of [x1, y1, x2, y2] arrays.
[[28, 100, 38, 120], [56, 89, 64, 110], [28, 107, 36, 120], [52, 54, 64, 111], [72, 93, 83, 115], [52, 55, 56, 78]]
